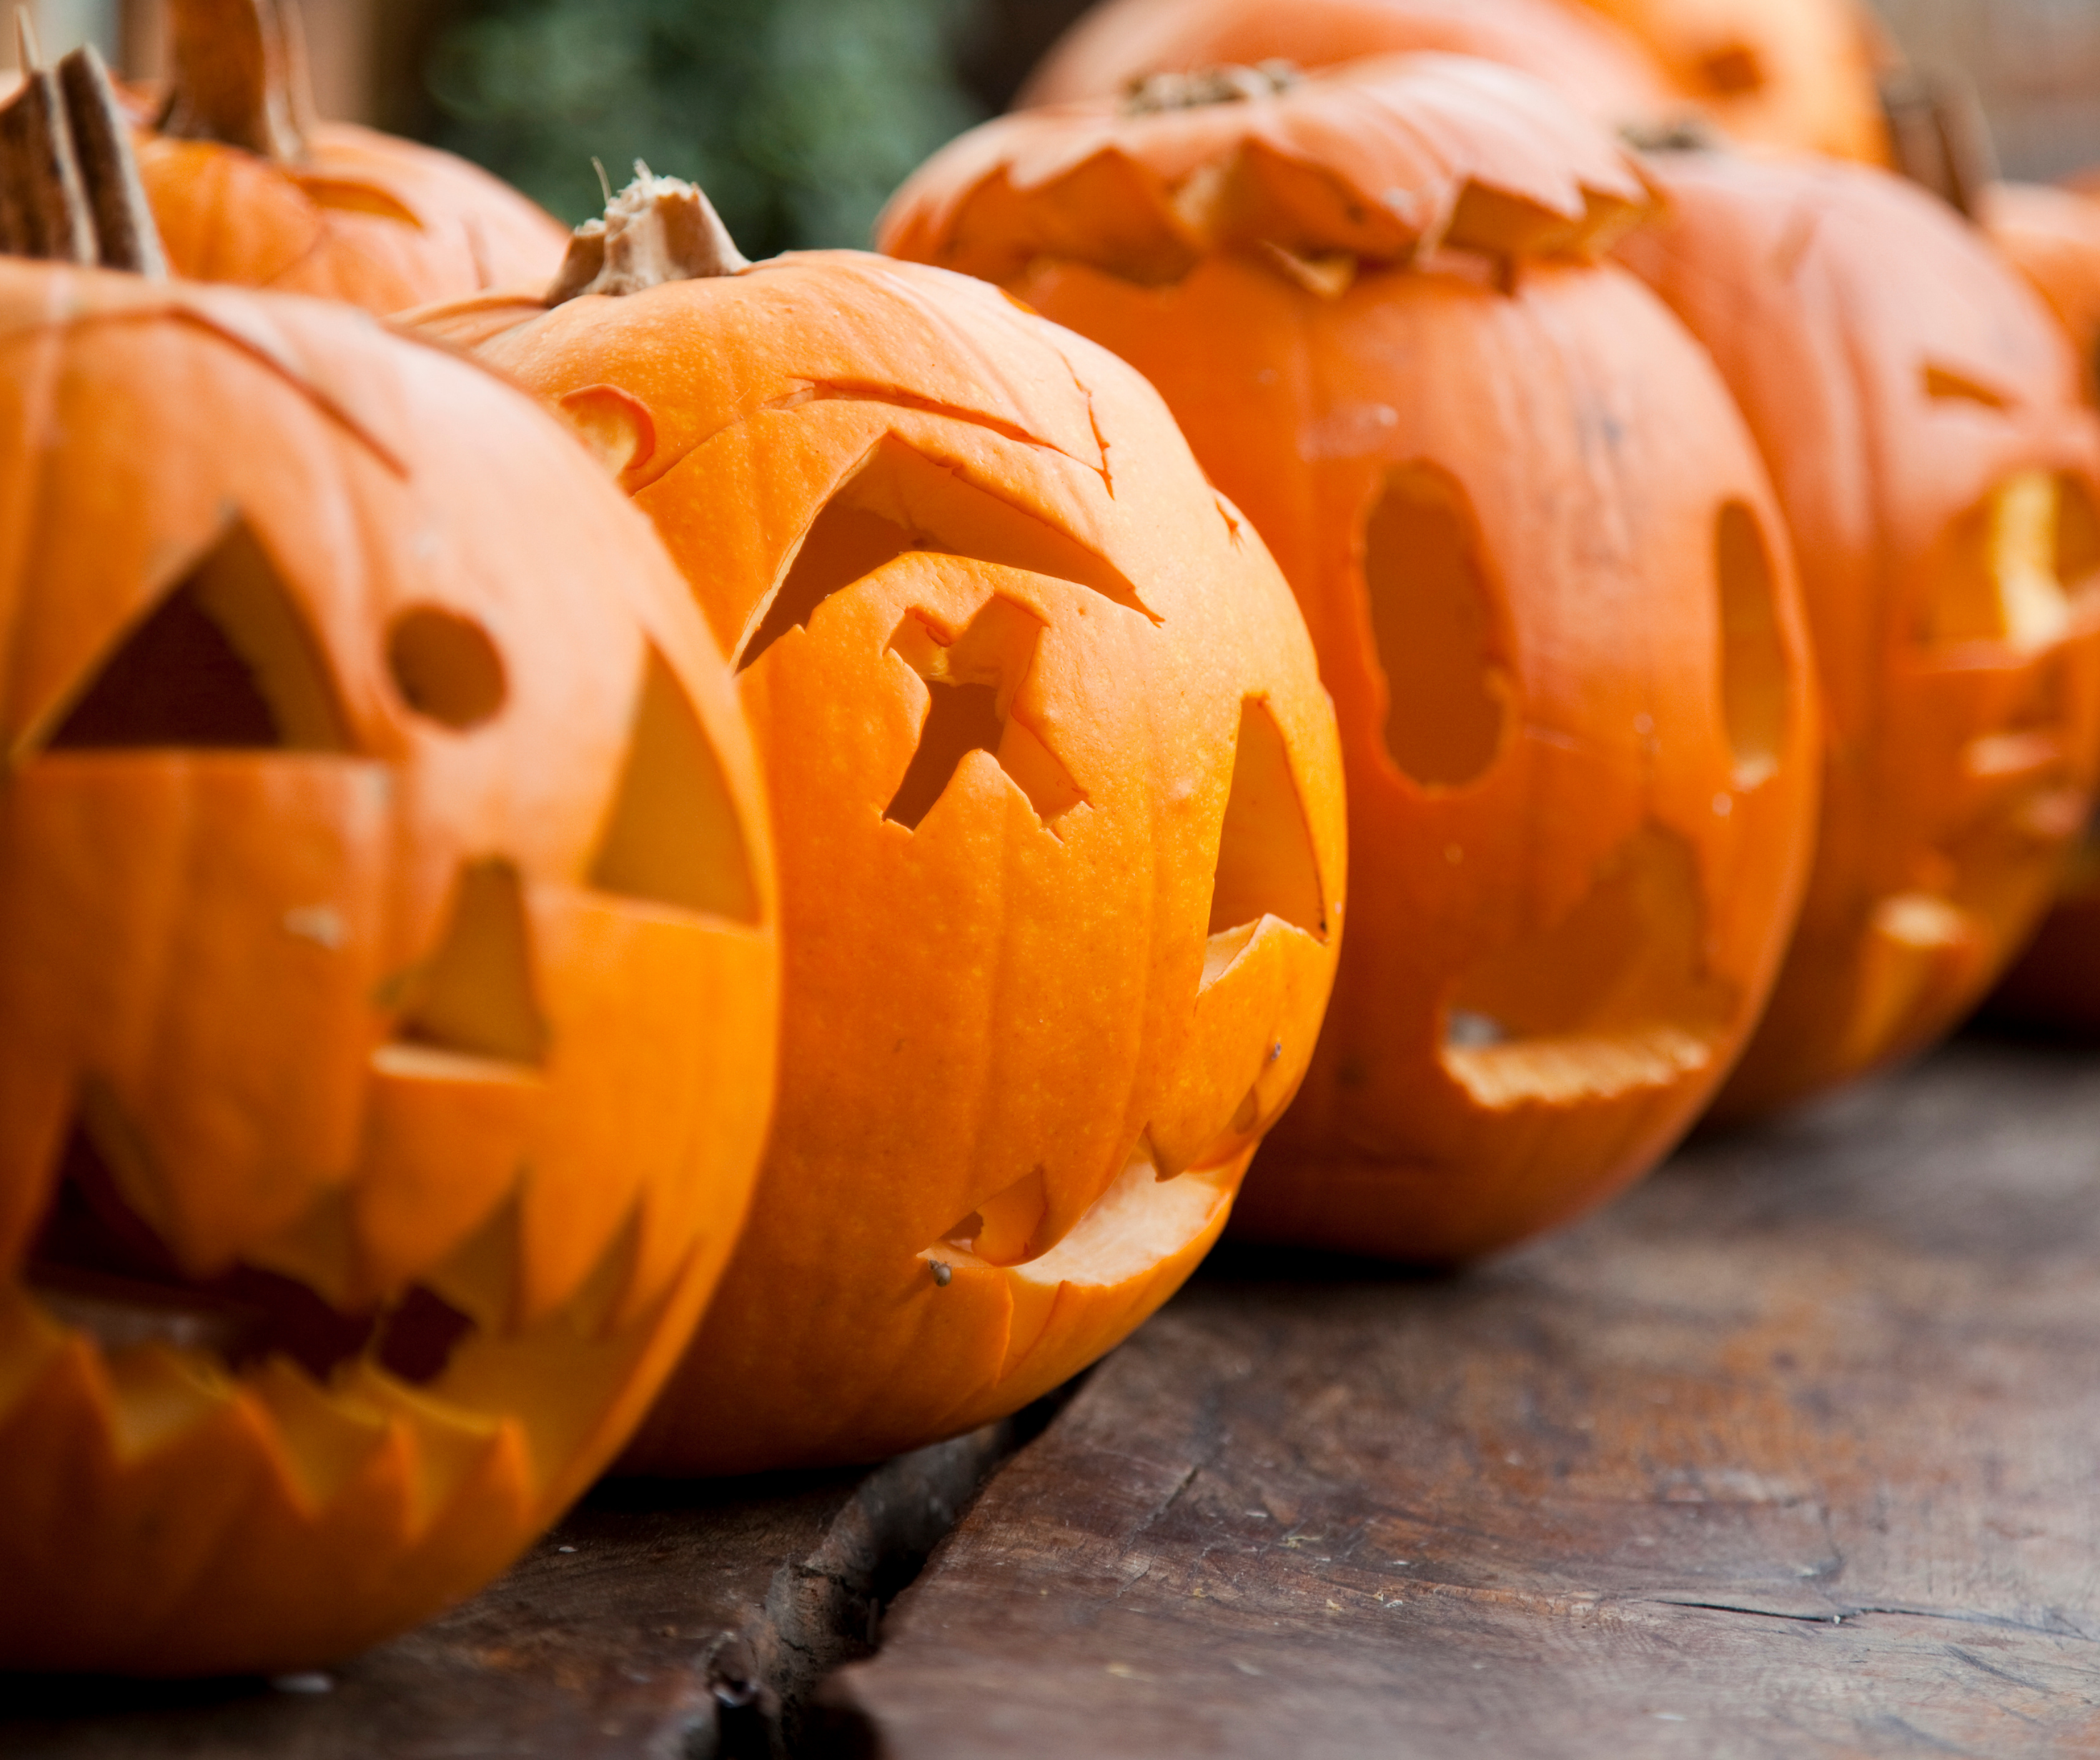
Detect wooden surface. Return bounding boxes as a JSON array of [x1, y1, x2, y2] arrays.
[[0, 1416, 1038, 1759], [826, 1033, 2100, 1758], [9, 1033, 2100, 1757]]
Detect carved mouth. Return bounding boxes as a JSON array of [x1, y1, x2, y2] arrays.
[[24, 1120, 476, 1386], [0, 1091, 684, 1551]]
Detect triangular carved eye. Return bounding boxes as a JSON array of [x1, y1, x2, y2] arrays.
[[588, 647, 761, 923], [737, 434, 1155, 672], [1208, 697, 1324, 942], [885, 595, 1083, 832], [46, 519, 350, 752], [392, 860, 548, 1068]]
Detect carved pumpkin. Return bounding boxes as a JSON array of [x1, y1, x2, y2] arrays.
[[132, 0, 568, 314], [1959, 181, 2100, 1031], [1566, 0, 1891, 161], [1019, 0, 1678, 130], [1619, 153, 2100, 1115], [0, 57, 778, 1671], [881, 56, 1819, 1262], [411, 173, 1346, 1469], [1020, 0, 1887, 162]]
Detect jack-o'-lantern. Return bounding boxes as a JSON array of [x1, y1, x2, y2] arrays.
[[1019, 0, 1678, 131], [0, 56, 778, 1672], [1567, 0, 1890, 161], [881, 56, 1819, 1263], [1019, 0, 1887, 163], [411, 171, 1346, 1469], [1982, 179, 2100, 1030], [131, 0, 568, 314], [1619, 153, 2100, 1115]]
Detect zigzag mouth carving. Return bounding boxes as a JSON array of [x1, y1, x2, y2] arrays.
[[3, 1088, 668, 1528], [25, 1119, 475, 1386]]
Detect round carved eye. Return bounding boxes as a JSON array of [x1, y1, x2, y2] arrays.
[[387, 606, 507, 730]]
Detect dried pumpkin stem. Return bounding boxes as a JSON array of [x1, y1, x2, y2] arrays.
[[157, 0, 307, 163], [60, 45, 168, 276], [1121, 61, 1298, 116], [0, 21, 168, 277], [547, 166, 749, 305], [0, 11, 94, 264]]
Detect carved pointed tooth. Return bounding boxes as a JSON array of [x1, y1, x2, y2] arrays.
[[338, 1358, 510, 1534], [244, 1355, 394, 1514], [420, 1193, 521, 1335], [243, 1180, 366, 1313], [558, 1208, 641, 1343], [354, 1045, 538, 1300]]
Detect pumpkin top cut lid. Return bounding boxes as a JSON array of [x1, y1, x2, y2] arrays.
[[879, 52, 1659, 288]]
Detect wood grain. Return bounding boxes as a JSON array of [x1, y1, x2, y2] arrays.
[[822, 1034, 2100, 1758], [0, 1416, 1033, 1759]]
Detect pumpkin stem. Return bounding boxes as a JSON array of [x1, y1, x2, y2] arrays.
[[0, 26, 164, 276], [546, 166, 748, 305], [157, 0, 309, 164], [62, 45, 169, 276], [1121, 61, 1298, 116]]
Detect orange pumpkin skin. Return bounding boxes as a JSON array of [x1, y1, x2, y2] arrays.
[[0, 264, 778, 1670], [882, 57, 1820, 1263], [1020, 0, 1886, 164], [1981, 182, 2100, 1030], [1620, 156, 2100, 1116], [135, 119, 570, 316], [1987, 181, 2100, 406], [1567, 0, 1890, 162], [412, 246, 1345, 1470], [1019, 0, 1677, 127]]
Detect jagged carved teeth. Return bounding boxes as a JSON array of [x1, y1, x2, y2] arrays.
[[5, 1115, 663, 1520]]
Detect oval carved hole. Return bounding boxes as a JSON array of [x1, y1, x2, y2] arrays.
[[1926, 471, 2075, 652], [1715, 501, 1790, 789], [1362, 463, 1507, 790], [387, 606, 507, 730], [2054, 472, 2100, 588]]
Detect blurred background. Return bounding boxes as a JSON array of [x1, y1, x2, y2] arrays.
[[4, 0, 2100, 256]]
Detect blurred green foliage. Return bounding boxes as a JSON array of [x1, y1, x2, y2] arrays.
[[424, 0, 986, 254]]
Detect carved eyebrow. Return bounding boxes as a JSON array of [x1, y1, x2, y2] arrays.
[[733, 432, 1156, 674], [1921, 361, 2014, 410]]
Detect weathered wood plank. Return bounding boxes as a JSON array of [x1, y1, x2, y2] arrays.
[[822, 1035, 2100, 1758], [1, 1415, 1034, 1759]]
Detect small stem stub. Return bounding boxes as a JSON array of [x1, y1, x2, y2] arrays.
[[0, 39, 169, 277], [547, 166, 750, 305], [1121, 61, 1299, 116]]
